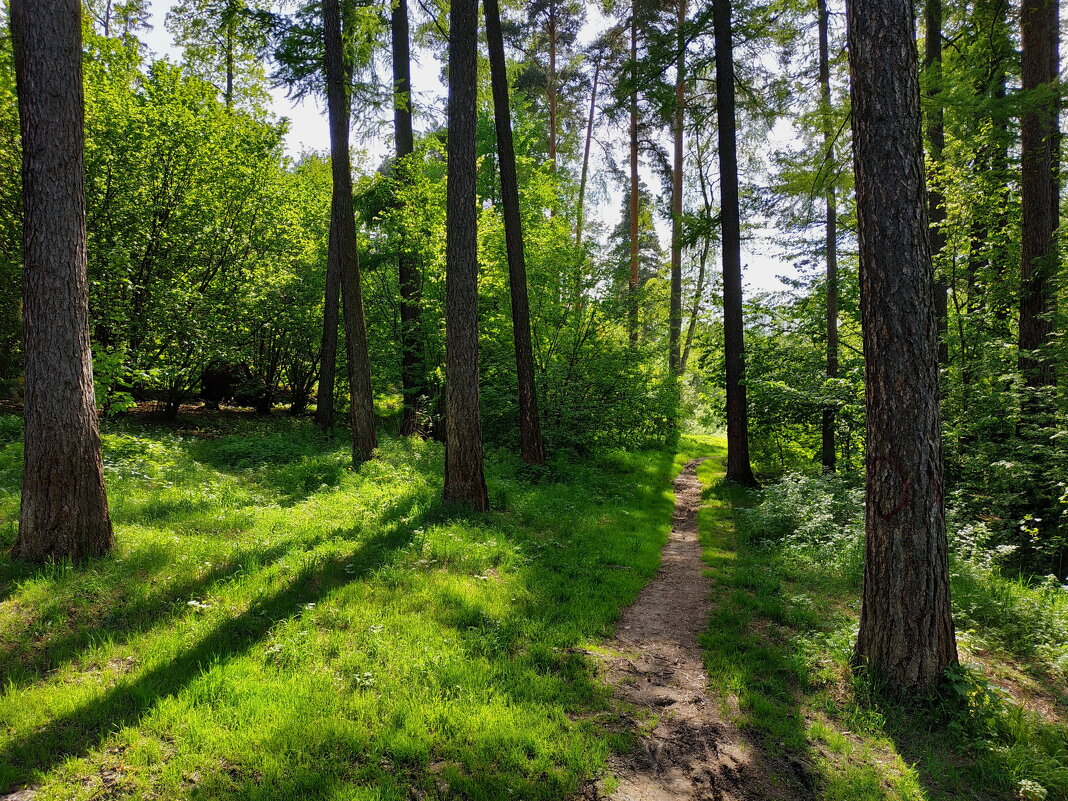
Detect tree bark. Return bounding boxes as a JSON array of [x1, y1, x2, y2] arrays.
[[392, 0, 424, 437], [315, 241, 340, 430], [485, 0, 546, 465], [548, 0, 558, 179], [669, 0, 686, 376], [323, 0, 377, 462], [925, 0, 949, 365], [11, 0, 114, 562], [847, 0, 958, 691], [818, 0, 837, 473], [444, 0, 489, 509], [575, 55, 600, 247], [628, 12, 640, 345], [1019, 0, 1059, 388], [712, 0, 757, 486]]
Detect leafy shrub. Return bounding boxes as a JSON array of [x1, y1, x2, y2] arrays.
[[0, 414, 21, 445]]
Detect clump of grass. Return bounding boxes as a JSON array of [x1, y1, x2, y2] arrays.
[[0, 415, 688, 800], [696, 460, 1068, 801]]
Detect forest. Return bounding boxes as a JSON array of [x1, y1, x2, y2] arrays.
[[1, 0, 1067, 798]]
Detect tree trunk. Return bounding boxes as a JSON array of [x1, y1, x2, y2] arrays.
[[443, 0, 489, 509], [925, 0, 948, 365], [818, 0, 837, 473], [576, 56, 600, 247], [11, 0, 114, 562], [1019, 0, 1059, 388], [392, 0, 424, 437], [628, 12, 640, 345], [669, 0, 686, 376], [323, 0, 377, 462], [548, 0, 558, 179], [315, 241, 340, 430], [847, 0, 957, 691], [486, 0, 546, 465], [712, 0, 757, 487], [680, 135, 714, 375]]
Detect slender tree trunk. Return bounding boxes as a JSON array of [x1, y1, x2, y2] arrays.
[[323, 0, 377, 461], [444, 0, 489, 509], [1019, 0, 1059, 388], [393, 0, 423, 437], [681, 136, 714, 375], [669, 0, 686, 376], [315, 245, 340, 430], [925, 0, 948, 364], [548, 0, 558, 178], [818, 0, 837, 473], [11, 0, 114, 562], [576, 56, 600, 247], [225, 25, 234, 109], [628, 12, 640, 345], [485, 0, 546, 465], [847, 0, 957, 691], [712, 0, 757, 487]]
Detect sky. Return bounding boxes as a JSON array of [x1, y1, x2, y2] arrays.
[[138, 1, 795, 294]]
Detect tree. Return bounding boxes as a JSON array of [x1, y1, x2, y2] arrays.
[[10, 0, 114, 561], [628, 9, 641, 345], [443, 0, 489, 509], [817, 0, 838, 472], [848, 0, 958, 690], [485, 0, 547, 465], [924, 0, 949, 364], [668, 0, 686, 376], [392, 0, 424, 437], [322, 0, 377, 461], [712, 0, 757, 486], [1018, 0, 1059, 389]]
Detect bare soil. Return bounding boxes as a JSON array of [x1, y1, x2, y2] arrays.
[[587, 458, 813, 801]]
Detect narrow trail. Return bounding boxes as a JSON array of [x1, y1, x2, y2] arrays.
[[589, 457, 798, 801]]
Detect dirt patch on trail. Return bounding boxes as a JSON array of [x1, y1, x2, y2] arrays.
[[585, 458, 813, 801]]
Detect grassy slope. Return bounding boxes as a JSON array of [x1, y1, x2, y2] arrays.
[[0, 416, 706, 800], [693, 451, 1068, 801]]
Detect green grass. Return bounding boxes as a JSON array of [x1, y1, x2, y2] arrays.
[[0, 414, 702, 800], [693, 452, 1068, 801]]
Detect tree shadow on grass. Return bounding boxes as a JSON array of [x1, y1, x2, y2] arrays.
[[0, 489, 443, 794]]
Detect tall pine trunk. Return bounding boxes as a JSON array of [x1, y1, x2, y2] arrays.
[[847, 0, 957, 691], [576, 55, 600, 247], [669, 0, 686, 376], [548, 0, 558, 179], [392, 0, 424, 437], [925, 0, 949, 365], [712, 0, 757, 487], [1019, 0, 1059, 389], [818, 0, 838, 472], [628, 12, 640, 345], [485, 0, 546, 465], [11, 0, 114, 562], [443, 0, 489, 509], [323, 0, 377, 462]]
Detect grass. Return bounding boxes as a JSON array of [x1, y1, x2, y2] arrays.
[[0, 413, 704, 800], [693, 453, 1068, 801]]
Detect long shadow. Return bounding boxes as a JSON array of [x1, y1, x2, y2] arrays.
[[0, 489, 442, 793]]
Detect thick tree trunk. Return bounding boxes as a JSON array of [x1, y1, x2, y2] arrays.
[[712, 0, 757, 486], [628, 13, 640, 345], [443, 0, 489, 509], [925, 0, 949, 365], [11, 0, 114, 562], [485, 0, 546, 465], [576, 56, 600, 247], [392, 0, 424, 437], [323, 0, 377, 462], [847, 0, 957, 691], [818, 0, 837, 473], [1019, 0, 1059, 388], [669, 0, 686, 376], [315, 243, 340, 430]]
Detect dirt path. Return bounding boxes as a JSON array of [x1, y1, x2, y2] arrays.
[[589, 458, 802, 801]]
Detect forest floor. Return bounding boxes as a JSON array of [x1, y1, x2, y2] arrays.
[[0, 414, 1065, 800]]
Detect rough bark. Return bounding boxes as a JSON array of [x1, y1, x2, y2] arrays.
[[712, 0, 757, 487], [392, 0, 424, 437], [315, 238, 340, 430], [628, 12, 640, 345], [925, 0, 949, 365], [575, 55, 600, 247], [1019, 0, 1059, 388], [669, 0, 686, 376], [443, 0, 489, 509], [485, 0, 546, 466], [323, 0, 377, 461], [818, 0, 837, 473], [847, 0, 958, 691], [11, 0, 114, 562]]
